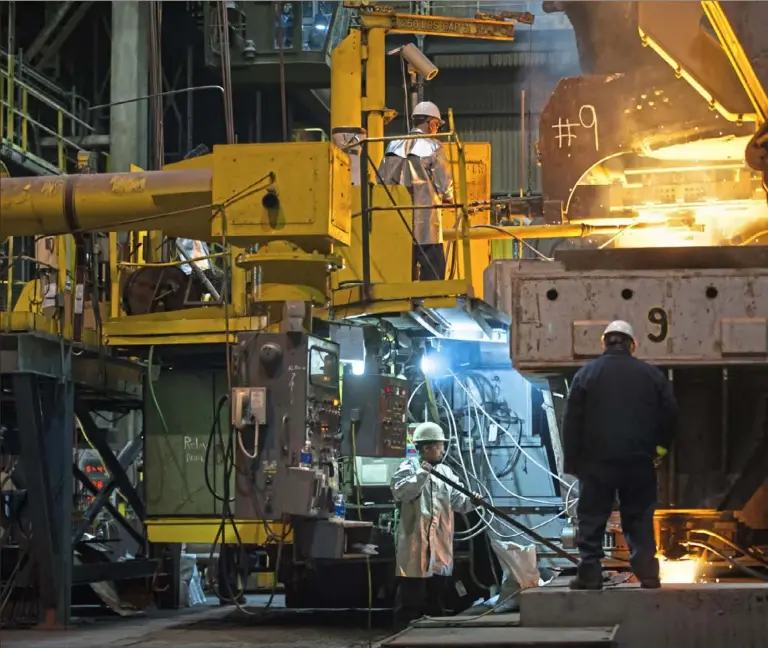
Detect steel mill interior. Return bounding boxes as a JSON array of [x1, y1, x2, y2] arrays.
[[1, 1, 768, 647]]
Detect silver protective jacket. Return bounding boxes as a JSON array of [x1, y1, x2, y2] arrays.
[[376, 129, 455, 245], [176, 238, 211, 275], [391, 458, 474, 578]]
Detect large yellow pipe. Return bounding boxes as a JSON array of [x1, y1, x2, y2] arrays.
[[0, 169, 213, 240], [443, 224, 616, 240]]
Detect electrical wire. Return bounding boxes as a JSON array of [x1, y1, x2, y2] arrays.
[[422, 587, 522, 623], [204, 395, 232, 503], [450, 369, 571, 489], [469, 224, 553, 262], [469, 395, 559, 507], [147, 345, 198, 514], [440, 377, 576, 543], [350, 421, 373, 648]]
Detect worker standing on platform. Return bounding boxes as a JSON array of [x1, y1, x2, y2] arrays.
[[377, 101, 454, 281], [562, 320, 678, 590], [390, 421, 478, 625]]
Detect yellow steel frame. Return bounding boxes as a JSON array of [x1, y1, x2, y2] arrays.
[[146, 519, 292, 545]]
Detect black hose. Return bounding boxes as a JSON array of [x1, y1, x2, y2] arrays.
[[683, 541, 768, 582], [690, 529, 768, 569], [204, 395, 231, 502]]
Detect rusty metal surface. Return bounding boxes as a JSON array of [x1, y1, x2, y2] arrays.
[[485, 257, 768, 370], [554, 246, 768, 271], [520, 582, 768, 648]]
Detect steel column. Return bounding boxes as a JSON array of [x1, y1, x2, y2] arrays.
[[13, 374, 74, 628]]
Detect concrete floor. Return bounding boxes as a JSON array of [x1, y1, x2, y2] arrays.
[[0, 596, 393, 648]]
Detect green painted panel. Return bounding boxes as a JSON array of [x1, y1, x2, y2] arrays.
[[144, 370, 231, 517]]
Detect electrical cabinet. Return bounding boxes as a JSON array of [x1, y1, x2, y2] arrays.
[[232, 332, 341, 521]]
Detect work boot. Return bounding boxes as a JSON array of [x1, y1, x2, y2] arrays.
[[640, 578, 661, 589], [568, 576, 603, 591]]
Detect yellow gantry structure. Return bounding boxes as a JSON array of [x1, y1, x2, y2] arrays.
[[0, 6, 540, 348]]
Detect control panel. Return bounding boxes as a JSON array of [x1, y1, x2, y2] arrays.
[[231, 333, 341, 520], [341, 374, 409, 459]]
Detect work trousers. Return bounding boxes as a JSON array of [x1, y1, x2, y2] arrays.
[[575, 461, 659, 584], [412, 244, 446, 281], [394, 575, 448, 626]]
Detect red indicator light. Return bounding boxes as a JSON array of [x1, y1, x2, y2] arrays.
[[385, 387, 391, 393]]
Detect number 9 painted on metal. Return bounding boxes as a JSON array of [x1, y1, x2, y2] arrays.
[[647, 307, 669, 343]]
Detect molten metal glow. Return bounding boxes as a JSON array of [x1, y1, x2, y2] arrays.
[[658, 555, 700, 584]]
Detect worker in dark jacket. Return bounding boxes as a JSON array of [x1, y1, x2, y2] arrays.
[[563, 320, 678, 590]]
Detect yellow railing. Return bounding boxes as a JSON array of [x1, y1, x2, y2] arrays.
[[0, 53, 96, 341], [0, 55, 96, 172]]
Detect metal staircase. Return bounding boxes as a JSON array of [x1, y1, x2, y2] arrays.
[[0, 49, 98, 177]]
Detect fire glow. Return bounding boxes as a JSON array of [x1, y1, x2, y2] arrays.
[[658, 555, 700, 584]]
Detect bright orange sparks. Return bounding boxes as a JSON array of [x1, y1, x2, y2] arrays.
[[658, 555, 700, 584]]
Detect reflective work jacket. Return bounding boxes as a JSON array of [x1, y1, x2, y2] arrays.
[[176, 238, 211, 275], [376, 129, 455, 245], [391, 458, 474, 578]]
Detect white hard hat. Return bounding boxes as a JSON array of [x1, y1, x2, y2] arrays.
[[412, 101, 444, 125], [412, 421, 447, 443], [602, 320, 636, 342]]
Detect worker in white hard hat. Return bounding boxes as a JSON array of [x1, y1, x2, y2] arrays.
[[390, 421, 479, 625], [376, 101, 455, 281], [562, 320, 678, 591]]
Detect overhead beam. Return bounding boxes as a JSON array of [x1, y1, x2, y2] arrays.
[[25, 1, 76, 63], [34, 1, 95, 69]]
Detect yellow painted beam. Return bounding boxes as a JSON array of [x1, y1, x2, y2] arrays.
[[146, 518, 292, 545], [359, 11, 515, 41]]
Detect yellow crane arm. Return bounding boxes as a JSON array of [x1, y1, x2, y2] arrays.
[[0, 169, 213, 241]]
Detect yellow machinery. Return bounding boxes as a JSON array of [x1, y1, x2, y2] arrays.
[[0, 4, 567, 606], [3, 0, 768, 623], [0, 4, 580, 345]]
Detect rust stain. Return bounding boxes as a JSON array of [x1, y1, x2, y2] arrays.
[[40, 179, 63, 196], [110, 175, 146, 194]]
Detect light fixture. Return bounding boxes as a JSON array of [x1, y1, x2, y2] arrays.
[[349, 360, 365, 376], [399, 43, 439, 81]]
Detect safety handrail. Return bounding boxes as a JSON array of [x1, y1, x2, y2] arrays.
[[357, 111, 476, 291], [0, 69, 95, 132]]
